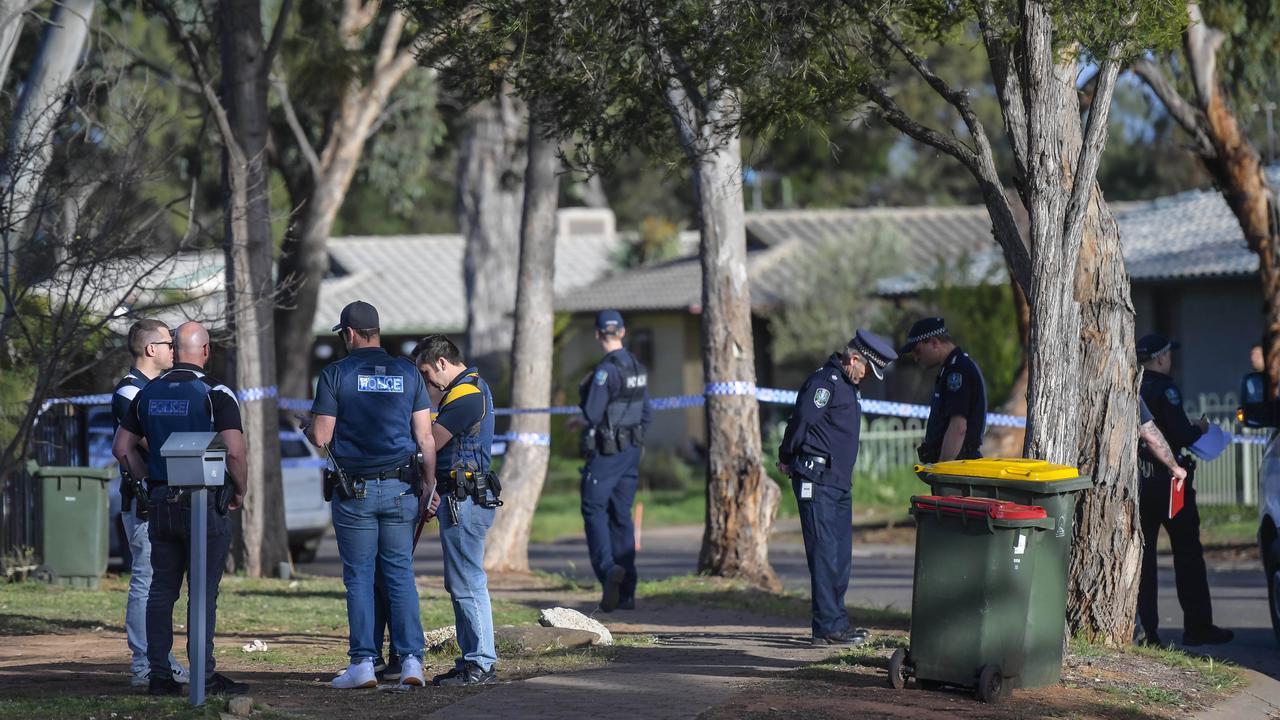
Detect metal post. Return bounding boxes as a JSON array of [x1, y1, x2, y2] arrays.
[[189, 487, 207, 706]]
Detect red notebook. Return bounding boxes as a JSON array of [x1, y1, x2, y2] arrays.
[[1169, 477, 1185, 519]]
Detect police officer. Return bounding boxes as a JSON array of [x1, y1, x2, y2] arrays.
[[898, 317, 987, 462], [1135, 333, 1233, 647], [111, 321, 248, 696], [112, 319, 187, 688], [306, 301, 437, 688], [578, 310, 651, 612], [411, 335, 500, 686], [777, 330, 896, 646]]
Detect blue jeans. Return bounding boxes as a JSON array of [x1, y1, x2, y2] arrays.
[[332, 478, 424, 662], [439, 494, 496, 670], [146, 489, 230, 681], [792, 477, 852, 637], [122, 510, 180, 676], [581, 448, 640, 600]]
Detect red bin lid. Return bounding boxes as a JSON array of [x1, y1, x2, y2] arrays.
[[911, 495, 1048, 521]]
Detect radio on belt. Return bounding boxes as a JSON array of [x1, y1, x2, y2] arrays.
[[160, 432, 226, 487]]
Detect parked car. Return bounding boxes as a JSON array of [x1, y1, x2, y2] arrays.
[[87, 407, 331, 564], [1238, 372, 1280, 645]]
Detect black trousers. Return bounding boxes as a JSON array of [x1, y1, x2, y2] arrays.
[[1137, 479, 1213, 636], [792, 476, 852, 637]]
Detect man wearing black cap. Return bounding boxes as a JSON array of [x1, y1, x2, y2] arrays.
[[777, 330, 897, 646], [304, 300, 438, 687], [1135, 333, 1232, 647], [898, 317, 988, 463], [577, 309, 651, 612]]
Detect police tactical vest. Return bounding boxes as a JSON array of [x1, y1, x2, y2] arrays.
[[437, 371, 493, 475], [137, 372, 217, 483], [604, 351, 648, 431], [332, 351, 419, 470]]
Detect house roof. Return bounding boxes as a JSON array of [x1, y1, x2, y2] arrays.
[[875, 172, 1280, 296], [556, 205, 1001, 314], [313, 230, 625, 333]]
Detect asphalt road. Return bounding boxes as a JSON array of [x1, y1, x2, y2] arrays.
[[298, 521, 1279, 680]]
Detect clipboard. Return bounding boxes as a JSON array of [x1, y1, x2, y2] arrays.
[[1169, 477, 1185, 519]]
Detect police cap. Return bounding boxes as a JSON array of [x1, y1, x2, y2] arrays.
[[595, 309, 625, 334], [897, 317, 947, 356], [850, 329, 898, 380], [1136, 332, 1180, 362], [331, 300, 380, 333]]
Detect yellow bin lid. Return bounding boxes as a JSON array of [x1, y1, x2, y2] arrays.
[[914, 458, 1080, 482]]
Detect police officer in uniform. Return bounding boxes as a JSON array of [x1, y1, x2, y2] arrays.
[[112, 319, 188, 688], [578, 310, 651, 612], [777, 330, 897, 646], [1135, 333, 1233, 647], [898, 317, 987, 462], [306, 301, 437, 688], [412, 335, 500, 686], [111, 321, 248, 696]]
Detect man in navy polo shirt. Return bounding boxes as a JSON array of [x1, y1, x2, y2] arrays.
[[306, 301, 437, 689], [112, 321, 248, 697]]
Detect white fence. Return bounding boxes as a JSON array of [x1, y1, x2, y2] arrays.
[[851, 395, 1269, 507]]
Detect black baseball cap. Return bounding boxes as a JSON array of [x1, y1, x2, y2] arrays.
[[595, 309, 625, 333], [331, 300, 380, 333], [1136, 333, 1179, 362]]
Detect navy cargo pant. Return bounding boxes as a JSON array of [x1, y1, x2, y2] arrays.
[[792, 476, 852, 637], [581, 446, 640, 602], [1137, 476, 1213, 637]]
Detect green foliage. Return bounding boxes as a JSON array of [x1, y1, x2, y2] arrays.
[[614, 216, 684, 269], [918, 254, 1023, 404], [1201, 0, 1280, 107], [769, 227, 906, 368]]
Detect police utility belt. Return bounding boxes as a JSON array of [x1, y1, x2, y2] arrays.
[[582, 424, 645, 457], [438, 468, 503, 510], [790, 454, 828, 482], [324, 456, 421, 502], [128, 478, 233, 532]]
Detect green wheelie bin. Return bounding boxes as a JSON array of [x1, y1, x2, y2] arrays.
[[29, 461, 113, 589], [889, 495, 1057, 703], [914, 458, 1094, 688]]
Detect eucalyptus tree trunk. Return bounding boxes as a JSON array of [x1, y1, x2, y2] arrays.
[[664, 82, 779, 590], [458, 93, 524, 382], [484, 105, 559, 573], [0, 0, 26, 93], [1, 0, 94, 325], [219, 0, 288, 577]]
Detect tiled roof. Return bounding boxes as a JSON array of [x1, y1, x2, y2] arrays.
[[557, 205, 1000, 313], [314, 231, 622, 334]]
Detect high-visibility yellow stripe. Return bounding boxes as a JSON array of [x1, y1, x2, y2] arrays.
[[441, 380, 482, 407]]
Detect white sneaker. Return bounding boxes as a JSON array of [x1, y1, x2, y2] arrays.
[[331, 659, 377, 689], [171, 663, 189, 684], [399, 655, 425, 687], [130, 671, 150, 688]]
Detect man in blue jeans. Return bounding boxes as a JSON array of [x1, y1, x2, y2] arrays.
[[112, 321, 249, 696], [111, 318, 187, 688], [306, 301, 437, 689], [412, 334, 499, 686]]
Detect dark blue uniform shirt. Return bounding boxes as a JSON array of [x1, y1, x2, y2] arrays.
[[580, 348, 652, 430], [1139, 370, 1203, 483], [778, 355, 863, 489], [119, 363, 242, 484], [311, 347, 429, 474], [922, 347, 988, 458], [433, 368, 495, 479]]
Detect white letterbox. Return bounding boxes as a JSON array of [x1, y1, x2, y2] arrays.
[[159, 432, 227, 487]]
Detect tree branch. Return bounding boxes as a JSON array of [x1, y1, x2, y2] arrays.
[[1131, 58, 1215, 157], [1062, 51, 1122, 251], [270, 72, 322, 179], [1185, 2, 1226, 110], [374, 5, 406, 71], [861, 82, 979, 177], [262, 0, 293, 70]]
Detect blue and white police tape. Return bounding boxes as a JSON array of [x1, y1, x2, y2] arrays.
[[237, 385, 278, 403]]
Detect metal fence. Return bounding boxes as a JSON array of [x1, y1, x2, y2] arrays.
[[1, 403, 86, 578], [852, 404, 1268, 507]]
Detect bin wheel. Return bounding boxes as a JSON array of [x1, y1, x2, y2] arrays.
[[32, 565, 57, 584], [976, 664, 1004, 704], [887, 648, 909, 689]]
